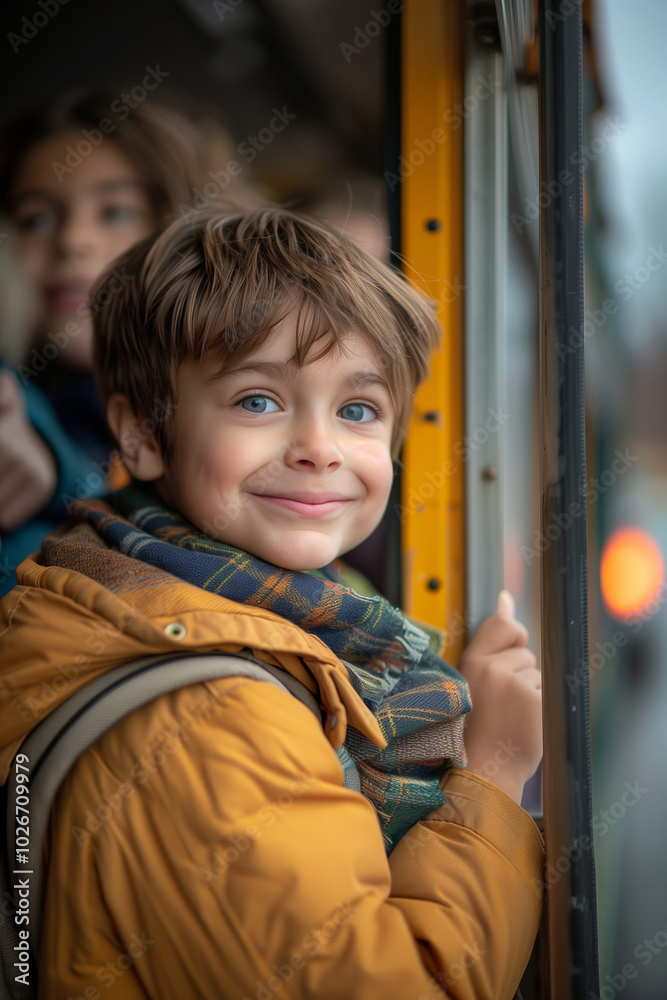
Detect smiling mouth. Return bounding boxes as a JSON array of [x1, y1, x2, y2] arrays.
[[47, 282, 92, 310], [251, 494, 353, 518]]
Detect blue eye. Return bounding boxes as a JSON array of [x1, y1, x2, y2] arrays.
[[240, 395, 279, 413], [339, 403, 376, 422]]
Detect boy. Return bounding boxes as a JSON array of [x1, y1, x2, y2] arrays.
[[0, 209, 543, 999]]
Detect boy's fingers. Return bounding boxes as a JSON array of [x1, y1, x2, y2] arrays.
[[465, 612, 529, 656], [494, 647, 538, 674], [514, 656, 541, 687], [497, 589, 516, 619], [0, 369, 21, 414]]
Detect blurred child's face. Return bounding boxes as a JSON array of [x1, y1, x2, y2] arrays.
[[8, 131, 153, 370], [155, 320, 395, 571]]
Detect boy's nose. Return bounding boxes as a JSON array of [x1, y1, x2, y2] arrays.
[[56, 209, 96, 258], [284, 422, 344, 473]]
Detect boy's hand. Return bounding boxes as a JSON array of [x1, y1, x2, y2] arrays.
[[0, 370, 57, 532], [458, 590, 542, 804]]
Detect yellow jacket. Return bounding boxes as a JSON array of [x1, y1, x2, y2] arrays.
[[0, 549, 544, 1000]]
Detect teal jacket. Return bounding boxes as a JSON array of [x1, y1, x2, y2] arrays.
[[0, 367, 102, 597]]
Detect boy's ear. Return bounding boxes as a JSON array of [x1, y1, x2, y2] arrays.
[[106, 394, 166, 481]]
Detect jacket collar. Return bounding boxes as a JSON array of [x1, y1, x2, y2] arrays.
[[0, 544, 386, 782]]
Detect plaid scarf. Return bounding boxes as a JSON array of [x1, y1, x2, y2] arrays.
[[72, 487, 470, 853]]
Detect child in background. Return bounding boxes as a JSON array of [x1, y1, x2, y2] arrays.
[[0, 91, 261, 595], [0, 208, 543, 1000]]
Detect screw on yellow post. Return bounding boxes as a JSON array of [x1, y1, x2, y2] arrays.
[[399, 0, 466, 662]]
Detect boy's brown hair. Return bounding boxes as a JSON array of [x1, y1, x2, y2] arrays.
[[93, 208, 441, 459]]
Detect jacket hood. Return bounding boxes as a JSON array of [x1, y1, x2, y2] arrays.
[[0, 526, 386, 782]]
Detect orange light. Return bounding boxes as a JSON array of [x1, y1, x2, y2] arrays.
[[600, 528, 664, 619]]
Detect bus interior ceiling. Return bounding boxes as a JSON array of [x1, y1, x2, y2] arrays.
[[0, 0, 386, 208]]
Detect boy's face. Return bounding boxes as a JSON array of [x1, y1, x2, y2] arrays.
[[9, 132, 153, 369], [154, 319, 395, 571]]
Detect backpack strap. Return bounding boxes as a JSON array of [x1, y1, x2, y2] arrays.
[[2, 652, 321, 998]]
